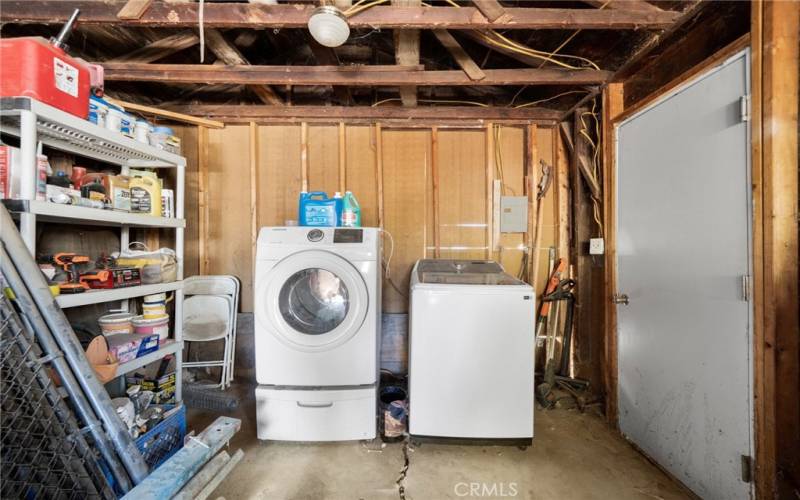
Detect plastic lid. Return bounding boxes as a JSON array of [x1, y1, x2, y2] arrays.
[[98, 312, 135, 324], [152, 126, 174, 135]]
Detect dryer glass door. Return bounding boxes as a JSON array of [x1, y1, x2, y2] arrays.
[[259, 250, 369, 352], [279, 268, 349, 335]]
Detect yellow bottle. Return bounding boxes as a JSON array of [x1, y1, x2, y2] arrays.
[[129, 175, 162, 217]]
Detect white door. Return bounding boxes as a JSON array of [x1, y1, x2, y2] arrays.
[[260, 250, 369, 352], [616, 51, 752, 499]]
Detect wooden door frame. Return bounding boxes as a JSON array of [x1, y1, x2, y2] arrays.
[[602, 3, 799, 497]]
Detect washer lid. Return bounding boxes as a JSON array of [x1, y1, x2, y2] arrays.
[[256, 250, 369, 352], [416, 259, 524, 285]]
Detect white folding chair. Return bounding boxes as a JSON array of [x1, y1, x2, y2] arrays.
[[182, 294, 233, 389], [183, 276, 240, 387]]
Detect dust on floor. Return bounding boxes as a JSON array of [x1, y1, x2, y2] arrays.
[[187, 385, 691, 500]]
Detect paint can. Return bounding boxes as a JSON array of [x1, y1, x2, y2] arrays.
[[98, 312, 135, 336], [133, 314, 169, 342]]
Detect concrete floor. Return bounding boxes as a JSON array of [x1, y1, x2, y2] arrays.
[[187, 385, 691, 500]]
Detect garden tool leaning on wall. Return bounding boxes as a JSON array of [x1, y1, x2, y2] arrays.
[[535, 274, 576, 408]]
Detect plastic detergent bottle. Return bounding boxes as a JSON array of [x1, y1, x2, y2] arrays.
[[299, 191, 338, 227], [129, 175, 162, 217], [333, 192, 343, 226], [341, 191, 361, 227]]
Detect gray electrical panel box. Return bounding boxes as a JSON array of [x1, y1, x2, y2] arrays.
[[500, 196, 528, 233]]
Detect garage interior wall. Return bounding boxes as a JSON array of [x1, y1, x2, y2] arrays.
[[175, 123, 563, 311], [170, 122, 595, 380]]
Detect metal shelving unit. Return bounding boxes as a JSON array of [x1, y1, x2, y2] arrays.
[[1, 96, 186, 401]]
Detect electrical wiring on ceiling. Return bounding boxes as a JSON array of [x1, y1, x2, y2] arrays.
[[441, 0, 601, 71], [344, 0, 389, 17]]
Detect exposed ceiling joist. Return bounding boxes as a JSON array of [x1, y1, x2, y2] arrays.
[[582, 0, 664, 13], [107, 31, 199, 63], [471, 0, 512, 23], [164, 104, 562, 123], [433, 29, 486, 81], [392, 0, 421, 107], [100, 63, 612, 86], [612, 0, 706, 80], [204, 28, 282, 105], [116, 0, 153, 20], [0, 2, 680, 29], [461, 30, 542, 68]]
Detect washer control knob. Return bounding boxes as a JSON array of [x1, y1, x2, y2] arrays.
[[307, 229, 324, 242]]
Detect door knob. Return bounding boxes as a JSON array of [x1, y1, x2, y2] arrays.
[[613, 293, 630, 305]]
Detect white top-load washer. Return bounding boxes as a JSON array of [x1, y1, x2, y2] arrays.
[[409, 259, 535, 444], [254, 226, 380, 441]]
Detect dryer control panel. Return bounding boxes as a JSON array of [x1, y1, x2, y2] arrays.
[[333, 229, 363, 243]]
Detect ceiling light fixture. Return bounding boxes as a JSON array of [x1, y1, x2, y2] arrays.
[[308, 6, 350, 48]]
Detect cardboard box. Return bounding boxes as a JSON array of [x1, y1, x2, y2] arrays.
[[107, 333, 159, 364]]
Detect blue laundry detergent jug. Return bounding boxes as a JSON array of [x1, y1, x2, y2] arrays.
[[299, 191, 338, 227]]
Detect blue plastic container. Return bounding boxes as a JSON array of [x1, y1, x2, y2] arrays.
[[299, 191, 338, 227]]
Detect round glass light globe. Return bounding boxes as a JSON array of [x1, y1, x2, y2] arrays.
[[308, 6, 350, 48]]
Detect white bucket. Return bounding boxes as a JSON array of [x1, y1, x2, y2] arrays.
[[98, 312, 135, 336], [133, 314, 169, 342]]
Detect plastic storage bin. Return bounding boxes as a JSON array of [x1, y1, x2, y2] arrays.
[[135, 404, 186, 470]]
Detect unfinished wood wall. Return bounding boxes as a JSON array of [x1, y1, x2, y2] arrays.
[[178, 122, 563, 315]]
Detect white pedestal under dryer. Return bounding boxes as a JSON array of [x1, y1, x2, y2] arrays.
[[409, 259, 535, 445], [254, 227, 380, 441]]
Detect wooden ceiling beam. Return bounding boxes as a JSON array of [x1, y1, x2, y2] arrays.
[[0, 2, 680, 29], [433, 29, 486, 81], [392, 0, 421, 107], [472, 0, 512, 23], [612, 0, 706, 81], [582, 0, 664, 13], [204, 28, 282, 105], [164, 104, 562, 123], [107, 30, 199, 63], [461, 30, 543, 68], [100, 63, 612, 86]]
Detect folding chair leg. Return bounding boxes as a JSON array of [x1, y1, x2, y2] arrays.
[[228, 328, 236, 384]]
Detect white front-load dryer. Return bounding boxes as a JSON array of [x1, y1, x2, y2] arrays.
[[254, 226, 380, 441]]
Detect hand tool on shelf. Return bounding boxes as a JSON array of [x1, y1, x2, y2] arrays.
[[51, 253, 90, 294], [80, 267, 142, 289]]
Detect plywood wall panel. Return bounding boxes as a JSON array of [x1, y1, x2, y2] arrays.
[[533, 126, 557, 297], [307, 125, 340, 194], [257, 125, 302, 227], [496, 126, 525, 278], [172, 125, 200, 277], [206, 125, 254, 312], [382, 129, 430, 313], [437, 129, 486, 261], [195, 121, 560, 314], [344, 125, 378, 227]]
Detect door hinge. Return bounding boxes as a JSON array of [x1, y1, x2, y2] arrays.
[[742, 275, 751, 302], [740, 95, 750, 122], [741, 455, 753, 483]]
